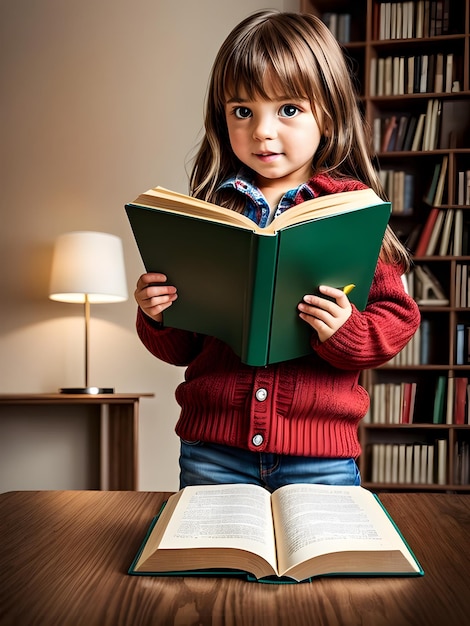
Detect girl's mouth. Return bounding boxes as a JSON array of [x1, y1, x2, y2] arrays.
[[255, 152, 281, 162]]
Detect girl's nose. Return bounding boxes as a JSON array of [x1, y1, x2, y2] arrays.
[[252, 115, 277, 140]]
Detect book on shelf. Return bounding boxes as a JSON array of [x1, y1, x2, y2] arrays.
[[455, 323, 470, 367], [457, 172, 465, 205], [427, 100, 441, 151], [406, 56, 415, 94], [371, 444, 384, 483], [434, 53, 444, 92], [384, 56, 393, 95], [423, 163, 441, 206], [446, 377, 455, 425], [379, 2, 391, 40], [405, 444, 414, 484], [371, 382, 417, 425], [415, 155, 455, 256], [456, 264, 463, 307], [414, 208, 440, 256], [452, 209, 464, 256], [126, 186, 390, 366], [379, 116, 413, 153], [128, 483, 423, 583], [420, 318, 434, 365], [397, 56, 405, 95], [417, 445, 433, 484], [437, 439, 448, 485], [438, 209, 453, 256], [426, 445, 435, 484], [413, 56, 422, 93], [381, 115, 398, 151], [423, 210, 445, 256], [398, 445, 406, 483], [426, 54, 436, 95], [422, 99, 440, 151], [370, 53, 455, 97], [433, 156, 448, 206], [433, 376, 447, 424], [376, 58, 385, 96], [455, 264, 469, 308], [372, 377, 454, 426], [413, 206, 462, 258], [370, 57, 377, 97], [402, 115, 418, 151], [454, 441, 470, 485], [411, 113, 426, 151], [402, 382, 417, 424], [375, 1, 450, 41], [453, 377, 469, 425], [379, 170, 413, 216], [414, 0, 423, 37], [457, 170, 470, 205], [395, 115, 410, 151], [321, 12, 351, 44], [369, 440, 445, 487], [445, 53, 454, 93], [413, 444, 422, 484], [419, 55, 428, 93]]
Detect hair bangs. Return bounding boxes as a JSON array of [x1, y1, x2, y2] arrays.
[[222, 27, 318, 105]]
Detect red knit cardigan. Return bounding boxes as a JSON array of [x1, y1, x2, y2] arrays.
[[136, 175, 421, 458]]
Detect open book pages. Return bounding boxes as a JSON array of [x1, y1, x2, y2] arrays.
[[130, 483, 422, 582], [131, 186, 386, 235]]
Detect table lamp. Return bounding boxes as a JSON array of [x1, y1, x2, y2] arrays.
[[49, 231, 128, 394]]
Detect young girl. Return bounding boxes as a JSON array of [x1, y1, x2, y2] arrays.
[[134, 10, 420, 490]]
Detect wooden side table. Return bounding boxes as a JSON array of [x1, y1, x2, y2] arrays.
[[0, 393, 153, 490]]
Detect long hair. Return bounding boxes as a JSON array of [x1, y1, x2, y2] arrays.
[[189, 10, 410, 270]]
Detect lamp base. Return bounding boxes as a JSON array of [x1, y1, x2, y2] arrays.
[[59, 387, 115, 394]]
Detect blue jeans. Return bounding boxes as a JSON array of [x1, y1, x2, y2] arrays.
[[179, 440, 361, 491]]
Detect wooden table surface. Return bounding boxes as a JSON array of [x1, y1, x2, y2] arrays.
[[0, 490, 469, 626]]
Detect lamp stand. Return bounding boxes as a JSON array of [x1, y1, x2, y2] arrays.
[[60, 295, 114, 394]]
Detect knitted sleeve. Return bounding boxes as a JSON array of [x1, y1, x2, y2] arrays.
[[313, 259, 421, 370], [136, 308, 204, 366]]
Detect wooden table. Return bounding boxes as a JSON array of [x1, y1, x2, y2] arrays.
[[0, 490, 468, 626], [0, 393, 153, 490]]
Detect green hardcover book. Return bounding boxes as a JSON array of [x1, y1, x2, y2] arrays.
[[126, 186, 391, 366], [432, 375, 447, 424]]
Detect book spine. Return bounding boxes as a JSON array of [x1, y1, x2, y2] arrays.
[[242, 235, 278, 366]]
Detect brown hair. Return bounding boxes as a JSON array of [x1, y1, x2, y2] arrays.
[[189, 10, 410, 270]]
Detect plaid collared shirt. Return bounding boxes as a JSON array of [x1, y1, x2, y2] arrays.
[[217, 169, 316, 227]]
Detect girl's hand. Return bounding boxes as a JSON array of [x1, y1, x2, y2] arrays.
[[298, 285, 352, 342], [134, 273, 178, 322]]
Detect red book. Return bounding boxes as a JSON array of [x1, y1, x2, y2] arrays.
[[401, 382, 417, 424], [381, 116, 398, 152], [453, 377, 468, 425], [414, 208, 440, 257]]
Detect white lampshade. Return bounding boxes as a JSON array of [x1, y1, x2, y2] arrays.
[[49, 231, 128, 303]]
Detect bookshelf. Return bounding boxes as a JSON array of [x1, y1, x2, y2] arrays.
[[301, 0, 470, 491]]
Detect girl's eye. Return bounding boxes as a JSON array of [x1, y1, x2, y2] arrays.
[[234, 106, 252, 119], [279, 104, 300, 118]]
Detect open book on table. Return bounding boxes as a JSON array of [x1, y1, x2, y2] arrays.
[[125, 186, 391, 366], [128, 483, 423, 583]]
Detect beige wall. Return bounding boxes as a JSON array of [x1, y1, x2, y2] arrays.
[[0, 0, 299, 492]]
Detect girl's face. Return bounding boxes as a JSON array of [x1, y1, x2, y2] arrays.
[[224, 84, 322, 197]]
